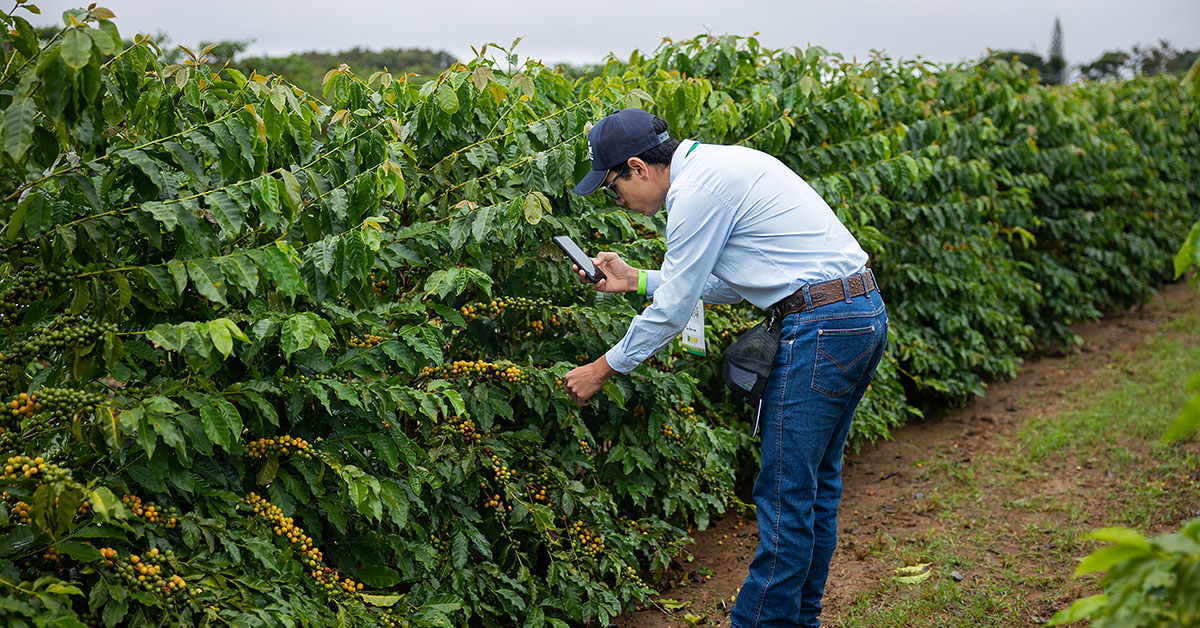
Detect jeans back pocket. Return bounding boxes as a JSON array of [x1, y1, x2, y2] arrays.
[[811, 324, 877, 397]]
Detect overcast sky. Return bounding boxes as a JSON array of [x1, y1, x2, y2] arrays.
[[33, 0, 1200, 68]]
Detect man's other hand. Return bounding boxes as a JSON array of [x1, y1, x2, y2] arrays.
[[564, 356, 617, 405], [574, 252, 638, 293]]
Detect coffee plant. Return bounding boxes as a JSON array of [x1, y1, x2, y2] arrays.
[[0, 7, 1195, 627], [1048, 520, 1200, 627]]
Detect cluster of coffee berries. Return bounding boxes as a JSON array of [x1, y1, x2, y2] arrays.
[[0, 268, 74, 322], [6, 393, 42, 431], [41, 546, 62, 565], [439, 415, 480, 445], [420, 360, 535, 385], [579, 439, 591, 454], [679, 406, 696, 421], [483, 492, 510, 513], [377, 614, 404, 628], [429, 534, 449, 556], [7, 499, 31, 524], [3, 316, 116, 364], [0, 427, 15, 450], [245, 435, 314, 461], [488, 454, 515, 484], [278, 373, 358, 386], [18, 387, 106, 424], [310, 565, 363, 595], [348, 334, 387, 348], [623, 564, 650, 590], [661, 423, 680, 441], [101, 547, 191, 597], [460, 296, 554, 321], [368, 273, 388, 299], [2, 455, 70, 482], [623, 517, 652, 536], [121, 494, 179, 529], [529, 484, 549, 502], [569, 521, 606, 557], [244, 492, 323, 568], [0, 362, 17, 396]]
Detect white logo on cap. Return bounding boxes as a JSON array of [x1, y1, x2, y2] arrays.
[[587, 139, 594, 161]]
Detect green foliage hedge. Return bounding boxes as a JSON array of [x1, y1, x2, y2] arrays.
[[0, 7, 1195, 627]]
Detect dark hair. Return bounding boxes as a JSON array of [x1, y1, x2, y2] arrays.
[[613, 116, 680, 179]]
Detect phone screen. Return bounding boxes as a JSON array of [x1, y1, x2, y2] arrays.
[[552, 236, 605, 282]]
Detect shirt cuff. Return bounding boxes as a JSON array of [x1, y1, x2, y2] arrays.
[[643, 270, 663, 298], [604, 345, 639, 374]]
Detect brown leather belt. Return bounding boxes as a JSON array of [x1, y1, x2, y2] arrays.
[[772, 269, 878, 317]]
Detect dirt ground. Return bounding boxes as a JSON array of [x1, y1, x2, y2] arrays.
[[617, 280, 1200, 627]]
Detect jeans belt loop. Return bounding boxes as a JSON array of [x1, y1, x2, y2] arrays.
[[841, 276, 852, 303], [801, 284, 814, 313]]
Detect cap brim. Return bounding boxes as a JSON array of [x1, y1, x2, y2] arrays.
[[573, 168, 607, 196]]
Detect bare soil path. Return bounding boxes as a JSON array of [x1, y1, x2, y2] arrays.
[[617, 280, 1200, 627]]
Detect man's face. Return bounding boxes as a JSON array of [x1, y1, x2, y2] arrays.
[[601, 163, 666, 216]]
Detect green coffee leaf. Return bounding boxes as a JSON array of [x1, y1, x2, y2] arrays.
[[208, 189, 245, 236], [523, 191, 546, 225], [3, 97, 36, 160], [60, 28, 92, 68], [186, 259, 228, 305], [436, 82, 459, 114], [358, 565, 401, 588], [1048, 594, 1108, 625]]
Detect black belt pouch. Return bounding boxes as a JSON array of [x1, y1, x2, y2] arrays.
[[722, 315, 781, 405]]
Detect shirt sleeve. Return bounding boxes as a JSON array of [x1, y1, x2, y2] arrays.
[[644, 270, 743, 304], [605, 186, 737, 373]]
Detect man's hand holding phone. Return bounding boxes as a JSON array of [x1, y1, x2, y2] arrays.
[[575, 252, 638, 293], [552, 236, 640, 405]]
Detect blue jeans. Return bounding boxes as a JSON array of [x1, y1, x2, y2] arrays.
[[731, 288, 887, 628]]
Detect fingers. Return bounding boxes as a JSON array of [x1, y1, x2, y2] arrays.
[[566, 386, 591, 406], [593, 252, 619, 269], [563, 369, 595, 406]]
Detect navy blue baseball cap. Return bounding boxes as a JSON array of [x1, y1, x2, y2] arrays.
[[573, 108, 670, 196]]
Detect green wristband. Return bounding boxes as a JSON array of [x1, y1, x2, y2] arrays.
[[637, 270, 647, 296]]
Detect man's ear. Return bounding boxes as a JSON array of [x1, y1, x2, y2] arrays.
[[626, 157, 649, 179]]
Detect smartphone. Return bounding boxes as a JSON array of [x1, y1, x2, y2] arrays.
[[552, 235, 606, 283]]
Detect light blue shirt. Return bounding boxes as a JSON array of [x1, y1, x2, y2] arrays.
[[605, 140, 869, 374]]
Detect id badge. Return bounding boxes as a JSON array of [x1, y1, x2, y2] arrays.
[[680, 300, 706, 356]]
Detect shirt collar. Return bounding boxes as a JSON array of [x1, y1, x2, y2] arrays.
[[669, 139, 698, 186]]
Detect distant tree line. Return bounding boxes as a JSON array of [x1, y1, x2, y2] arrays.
[[987, 16, 1198, 84], [232, 46, 458, 94]]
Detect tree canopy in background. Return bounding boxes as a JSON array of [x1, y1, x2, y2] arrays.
[[233, 46, 458, 94], [985, 16, 1197, 83]]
